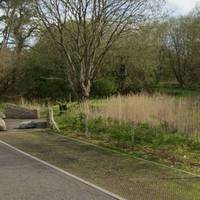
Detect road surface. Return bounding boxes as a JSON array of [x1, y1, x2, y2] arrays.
[[0, 142, 119, 200]]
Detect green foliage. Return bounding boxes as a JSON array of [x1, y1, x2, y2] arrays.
[[155, 83, 200, 97], [124, 82, 143, 93], [2, 7, 200, 99], [56, 112, 81, 130], [101, 22, 165, 95], [152, 133, 189, 147], [15, 38, 74, 100], [57, 109, 196, 151], [124, 82, 155, 94], [191, 141, 200, 151], [88, 117, 108, 134], [0, 103, 4, 112], [54, 104, 200, 173], [134, 123, 156, 144], [109, 123, 132, 143], [91, 78, 118, 97]]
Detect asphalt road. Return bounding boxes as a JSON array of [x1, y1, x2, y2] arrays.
[[0, 142, 118, 200]]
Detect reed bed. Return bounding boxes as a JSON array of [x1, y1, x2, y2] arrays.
[[18, 97, 47, 115], [83, 94, 200, 137]]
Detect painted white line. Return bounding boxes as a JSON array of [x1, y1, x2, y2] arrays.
[[0, 140, 126, 200]]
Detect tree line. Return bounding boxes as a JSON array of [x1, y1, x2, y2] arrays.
[[0, 0, 200, 101]]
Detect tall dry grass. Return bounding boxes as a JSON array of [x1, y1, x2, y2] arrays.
[[85, 94, 200, 137], [18, 97, 47, 116]]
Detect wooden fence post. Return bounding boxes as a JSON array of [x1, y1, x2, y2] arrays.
[[46, 99, 60, 133], [131, 123, 135, 151]]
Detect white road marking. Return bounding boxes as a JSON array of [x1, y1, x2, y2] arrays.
[[0, 140, 126, 200]]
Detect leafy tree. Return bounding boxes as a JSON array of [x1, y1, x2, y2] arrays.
[[0, 0, 38, 97], [35, 0, 164, 99], [15, 37, 73, 100], [91, 78, 117, 97], [102, 22, 166, 92]]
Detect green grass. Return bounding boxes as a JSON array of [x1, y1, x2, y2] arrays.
[[0, 93, 200, 199], [0, 131, 200, 200], [154, 83, 200, 97], [1, 85, 200, 175], [0, 103, 4, 112], [54, 104, 200, 175]]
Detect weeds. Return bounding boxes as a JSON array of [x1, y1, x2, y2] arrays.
[[89, 94, 200, 139], [56, 110, 199, 151], [54, 98, 200, 173]]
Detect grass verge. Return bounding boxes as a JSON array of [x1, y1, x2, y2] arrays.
[[0, 131, 200, 200], [154, 83, 200, 97], [54, 105, 200, 175]]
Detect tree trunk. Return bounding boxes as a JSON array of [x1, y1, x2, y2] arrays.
[[80, 80, 91, 101], [171, 65, 186, 88], [81, 101, 90, 137], [131, 123, 135, 151]]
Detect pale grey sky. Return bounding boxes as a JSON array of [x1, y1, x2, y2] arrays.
[[167, 0, 200, 15]]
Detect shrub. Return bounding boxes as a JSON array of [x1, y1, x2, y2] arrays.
[[91, 78, 118, 97], [108, 123, 132, 143], [152, 133, 188, 147], [124, 81, 155, 94], [124, 82, 143, 94], [88, 117, 107, 134], [191, 142, 200, 151], [134, 123, 157, 144]]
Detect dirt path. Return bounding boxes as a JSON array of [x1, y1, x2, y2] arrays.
[[0, 131, 200, 200]]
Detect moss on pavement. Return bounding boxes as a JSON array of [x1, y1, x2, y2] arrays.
[[0, 131, 200, 200]]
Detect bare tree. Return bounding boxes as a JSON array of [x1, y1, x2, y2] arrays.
[[0, 0, 38, 96], [0, 1, 15, 96], [11, 1, 38, 56], [1, 0, 38, 56], [162, 16, 200, 87], [35, 0, 164, 100], [0, 0, 16, 52], [0, 48, 13, 93]]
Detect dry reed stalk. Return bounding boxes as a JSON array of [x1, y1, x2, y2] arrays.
[[90, 94, 200, 137]]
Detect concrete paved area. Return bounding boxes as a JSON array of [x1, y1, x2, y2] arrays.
[[5, 119, 47, 131], [1, 132, 200, 200], [0, 142, 117, 200]]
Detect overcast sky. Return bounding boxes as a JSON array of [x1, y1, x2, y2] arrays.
[[167, 0, 200, 15]]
